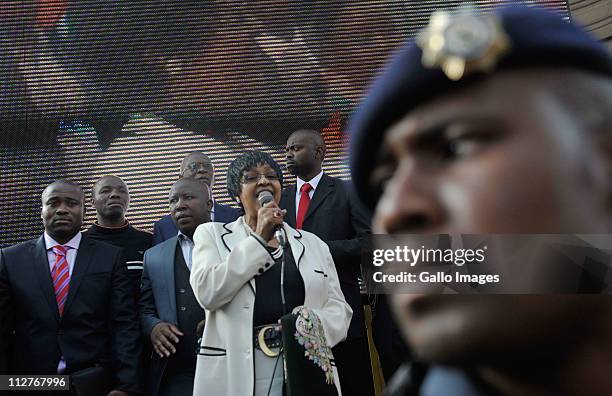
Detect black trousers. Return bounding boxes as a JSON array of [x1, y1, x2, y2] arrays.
[[333, 336, 375, 396], [158, 372, 194, 396]]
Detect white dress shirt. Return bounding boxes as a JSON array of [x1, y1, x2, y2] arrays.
[[177, 231, 195, 271], [44, 232, 82, 276], [295, 170, 324, 221]]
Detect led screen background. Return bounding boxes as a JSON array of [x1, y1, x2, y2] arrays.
[[0, 0, 570, 247]]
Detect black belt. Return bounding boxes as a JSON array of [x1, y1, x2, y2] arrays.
[[254, 324, 282, 357]]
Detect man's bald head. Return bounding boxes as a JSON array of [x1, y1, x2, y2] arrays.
[[91, 175, 130, 225], [42, 179, 84, 203], [169, 177, 212, 238], [289, 129, 326, 149], [41, 180, 85, 244], [180, 151, 215, 188], [92, 175, 128, 196], [285, 129, 326, 180]]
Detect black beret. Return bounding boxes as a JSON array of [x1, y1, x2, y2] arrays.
[[349, 5, 612, 210]]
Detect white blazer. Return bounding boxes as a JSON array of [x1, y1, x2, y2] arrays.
[[190, 217, 352, 396]]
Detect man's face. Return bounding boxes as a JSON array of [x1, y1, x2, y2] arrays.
[[181, 153, 214, 187], [370, 70, 612, 363], [169, 180, 212, 238], [41, 183, 85, 242], [92, 176, 129, 221], [285, 132, 320, 177]]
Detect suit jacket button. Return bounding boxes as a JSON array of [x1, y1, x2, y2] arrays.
[[179, 288, 186, 293], [258, 268, 264, 274], [264, 263, 270, 268], [57, 329, 64, 336], [180, 306, 187, 311]]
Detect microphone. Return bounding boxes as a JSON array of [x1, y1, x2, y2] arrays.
[[257, 190, 286, 247]]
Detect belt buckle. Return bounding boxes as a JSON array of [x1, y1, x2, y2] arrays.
[[257, 325, 280, 358]]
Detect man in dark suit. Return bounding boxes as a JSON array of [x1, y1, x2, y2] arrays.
[[140, 178, 212, 396], [152, 151, 240, 245], [0, 180, 142, 395], [280, 129, 374, 396]]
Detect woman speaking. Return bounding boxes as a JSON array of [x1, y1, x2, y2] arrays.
[[190, 151, 351, 396]]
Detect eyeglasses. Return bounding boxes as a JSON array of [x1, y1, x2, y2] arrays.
[[241, 173, 280, 184], [186, 162, 213, 173]]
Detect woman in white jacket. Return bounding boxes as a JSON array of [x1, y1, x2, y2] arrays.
[[190, 150, 352, 396]]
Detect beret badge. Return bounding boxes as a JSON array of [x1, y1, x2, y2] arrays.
[[417, 9, 511, 81]]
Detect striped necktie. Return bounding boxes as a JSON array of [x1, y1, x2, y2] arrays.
[[51, 245, 70, 316]]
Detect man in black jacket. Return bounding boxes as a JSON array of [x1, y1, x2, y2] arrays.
[[280, 129, 374, 395], [0, 180, 142, 395], [85, 175, 152, 298]]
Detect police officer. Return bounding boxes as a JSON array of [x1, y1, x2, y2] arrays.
[[349, 5, 612, 396]]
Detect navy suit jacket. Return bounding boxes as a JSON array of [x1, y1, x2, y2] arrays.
[[0, 235, 142, 393], [152, 202, 240, 245], [280, 173, 371, 339]]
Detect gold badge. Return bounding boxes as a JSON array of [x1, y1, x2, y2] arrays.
[[417, 7, 511, 81]]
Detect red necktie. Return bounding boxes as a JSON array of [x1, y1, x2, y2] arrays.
[[296, 183, 313, 230], [51, 245, 70, 316]]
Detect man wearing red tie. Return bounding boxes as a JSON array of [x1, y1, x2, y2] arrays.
[[0, 180, 142, 395], [280, 129, 374, 396]]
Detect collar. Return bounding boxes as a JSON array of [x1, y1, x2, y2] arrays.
[[177, 230, 194, 243], [44, 231, 82, 251], [91, 220, 129, 234], [297, 170, 324, 192]]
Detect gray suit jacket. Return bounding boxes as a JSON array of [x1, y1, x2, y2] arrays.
[[139, 236, 181, 395]]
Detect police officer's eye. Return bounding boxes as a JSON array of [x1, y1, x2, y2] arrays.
[[169, 198, 177, 204], [443, 131, 492, 159]]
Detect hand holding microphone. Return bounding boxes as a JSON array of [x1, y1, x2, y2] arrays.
[[255, 190, 287, 245]]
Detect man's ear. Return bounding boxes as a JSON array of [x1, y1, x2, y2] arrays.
[[315, 145, 326, 161], [207, 199, 214, 212]]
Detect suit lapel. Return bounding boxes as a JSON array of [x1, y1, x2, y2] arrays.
[[33, 237, 60, 322], [63, 236, 95, 316], [304, 174, 334, 224], [285, 226, 305, 269], [221, 219, 256, 294], [281, 186, 297, 228], [163, 238, 178, 324]]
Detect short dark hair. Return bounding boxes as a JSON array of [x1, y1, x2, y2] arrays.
[[289, 129, 325, 148], [91, 175, 128, 198], [42, 179, 84, 202], [226, 151, 283, 199]]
